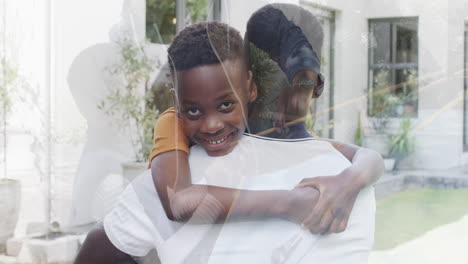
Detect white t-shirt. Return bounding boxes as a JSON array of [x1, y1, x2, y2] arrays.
[[104, 134, 375, 264]]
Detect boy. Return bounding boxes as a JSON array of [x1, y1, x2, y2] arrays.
[[149, 4, 381, 235], [76, 20, 378, 264]]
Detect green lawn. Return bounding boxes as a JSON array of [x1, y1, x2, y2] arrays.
[[374, 188, 468, 250]]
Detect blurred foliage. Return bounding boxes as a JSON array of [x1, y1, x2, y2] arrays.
[[146, 0, 175, 44], [320, 55, 326, 67], [305, 113, 315, 133], [186, 0, 208, 22], [0, 56, 30, 127], [368, 69, 396, 132], [249, 42, 278, 106], [146, 0, 208, 44], [369, 68, 418, 132], [0, 57, 17, 118], [388, 116, 414, 160], [354, 112, 364, 146], [150, 73, 174, 113], [98, 38, 160, 162], [1, 49, 30, 178]]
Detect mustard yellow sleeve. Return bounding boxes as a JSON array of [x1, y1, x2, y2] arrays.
[[147, 107, 189, 168]]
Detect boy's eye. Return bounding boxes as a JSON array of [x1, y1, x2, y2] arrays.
[[219, 102, 233, 110], [186, 108, 201, 116]]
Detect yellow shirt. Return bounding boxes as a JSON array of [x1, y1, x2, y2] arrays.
[[147, 107, 189, 168]]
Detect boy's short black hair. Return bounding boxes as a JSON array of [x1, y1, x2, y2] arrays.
[[167, 21, 245, 73]]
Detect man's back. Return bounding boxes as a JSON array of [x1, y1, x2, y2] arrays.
[[104, 134, 375, 263]]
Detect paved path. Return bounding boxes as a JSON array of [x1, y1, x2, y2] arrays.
[[370, 213, 468, 264]]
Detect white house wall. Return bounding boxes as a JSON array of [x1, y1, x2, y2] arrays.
[[50, 0, 145, 225], [226, 0, 468, 169], [302, 0, 369, 143], [364, 0, 467, 169]]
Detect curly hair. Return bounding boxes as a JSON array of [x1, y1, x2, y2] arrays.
[[167, 21, 245, 73]]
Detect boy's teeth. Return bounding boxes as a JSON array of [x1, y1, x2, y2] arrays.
[[208, 135, 228, 144]]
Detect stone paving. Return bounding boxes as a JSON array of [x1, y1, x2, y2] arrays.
[[369, 212, 468, 264], [370, 166, 468, 264], [375, 166, 468, 199]]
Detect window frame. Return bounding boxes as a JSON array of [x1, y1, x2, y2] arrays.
[[464, 23, 468, 151], [367, 17, 419, 118], [300, 2, 336, 138]]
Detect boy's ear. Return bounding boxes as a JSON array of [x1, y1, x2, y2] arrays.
[[247, 70, 257, 103]]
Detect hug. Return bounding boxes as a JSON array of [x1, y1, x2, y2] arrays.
[[75, 4, 383, 264]]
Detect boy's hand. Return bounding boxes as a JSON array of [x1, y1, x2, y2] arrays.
[[285, 187, 320, 225], [295, 172, 361, 235]]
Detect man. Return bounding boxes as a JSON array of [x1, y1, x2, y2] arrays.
[[75, 20, 378, 264]]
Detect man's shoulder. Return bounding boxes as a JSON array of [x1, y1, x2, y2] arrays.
[[187, 134, 350, 188], [238, 134, 336, 154], [188, 134, 342, 166]]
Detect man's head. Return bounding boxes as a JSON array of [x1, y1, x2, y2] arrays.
[[246, 4, 324, 125], [167, 22, 257, 156]]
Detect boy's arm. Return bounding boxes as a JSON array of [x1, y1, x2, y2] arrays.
[[297, 139, 384, 234], [151, 151, 318, 224], [325, 139, 383, 187], [149, 108, 318, 224]]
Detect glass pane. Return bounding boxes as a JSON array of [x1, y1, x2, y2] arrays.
[[369, 69, 396, 116], [185, 0, 209, 25], [146, 0, 176, 44], [395, 68, 418, 116], [370, 67, 418, 117], [146, 0, 210, 44], [395, 20, 418, 63], [369, 18, 418, 117], [464, 30, 468, 147], [313, 16, 333, 138], [371, 21, 392, 65]]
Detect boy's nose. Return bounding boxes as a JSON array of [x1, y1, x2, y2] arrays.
[[200, 115, 224, 134]]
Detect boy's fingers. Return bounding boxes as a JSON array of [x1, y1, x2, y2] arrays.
[[317, 209, 333, 234], [339, 213, 351, 233], [332, 207, 345, 220], [303, 200, 328, 233], [338, 220, 347, 233], [327, 218, 343, 234]]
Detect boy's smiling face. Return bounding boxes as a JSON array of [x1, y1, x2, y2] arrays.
[[175, 59, 257, 156]]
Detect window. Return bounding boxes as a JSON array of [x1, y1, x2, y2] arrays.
[[146, 0, 220, 44], [368, 18, 418, 118], [464, 24, 468, 151]]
